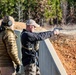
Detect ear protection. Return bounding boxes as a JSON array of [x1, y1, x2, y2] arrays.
[[1, 16, 12, 27]]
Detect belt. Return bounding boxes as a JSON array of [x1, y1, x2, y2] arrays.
[[22, 45, 33, 50]]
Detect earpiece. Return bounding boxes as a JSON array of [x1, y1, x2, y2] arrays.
[[7, 20, 12, 26], [1, 16, 12, 27], [6, 16, 12, 26]]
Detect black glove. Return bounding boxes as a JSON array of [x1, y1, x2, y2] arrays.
[[16, 65, 20, 72]]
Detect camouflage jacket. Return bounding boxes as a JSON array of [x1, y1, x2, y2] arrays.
[[0, 27, 21, 67]]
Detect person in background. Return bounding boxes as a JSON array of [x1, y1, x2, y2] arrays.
[[0, 16, 21, 75], [21, 19, 59, 75]]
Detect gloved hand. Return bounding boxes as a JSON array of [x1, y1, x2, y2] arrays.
[[16, 65, 20, 72]]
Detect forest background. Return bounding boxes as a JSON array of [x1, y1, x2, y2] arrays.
[[0, 0, 76, 26]]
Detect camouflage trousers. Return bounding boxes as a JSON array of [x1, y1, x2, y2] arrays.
[[0, 67, 16, 75], [24, 63, 41, 75]]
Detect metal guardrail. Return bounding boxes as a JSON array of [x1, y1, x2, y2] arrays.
[[15, 30, 67, 75]]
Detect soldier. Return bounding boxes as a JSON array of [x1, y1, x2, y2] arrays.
[[21, 19, 59, 75], [0, 16, 21, 75]]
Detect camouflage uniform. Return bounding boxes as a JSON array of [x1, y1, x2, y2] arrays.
[[0, 27, 21, 75], [24, 63, 40, 75]]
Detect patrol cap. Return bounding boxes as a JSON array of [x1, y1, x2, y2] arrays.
[[26, 19, 40, 27]]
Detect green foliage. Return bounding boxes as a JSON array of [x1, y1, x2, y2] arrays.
[[23, 0, 39, 20], [44, 0, 62, 22], [0, 0, 15, 18], [0, 0, 76, 24], [68, 0, 74, 6]]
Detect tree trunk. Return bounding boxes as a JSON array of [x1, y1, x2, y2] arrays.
[[70, 5, 74, 23], [61, 0, 68, 25]]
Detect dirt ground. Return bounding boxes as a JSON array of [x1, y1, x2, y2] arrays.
[[43, 24, 76, 75], [10, 22, 76, 75], [14, 22, 26, 30], [50, 33, 76, 75]]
